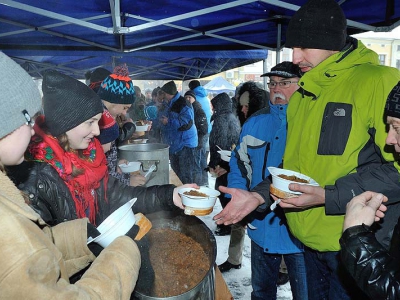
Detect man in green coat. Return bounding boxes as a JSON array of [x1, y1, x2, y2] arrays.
[[214, 0, 400, 299]]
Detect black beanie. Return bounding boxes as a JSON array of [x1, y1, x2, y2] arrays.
[[184, 90, 196, 100], [386, 82, 400, 119], [87, 67, 111, 93], [97, 64, 136, 104], [285, 0, 347, 51], [42, 70, 104, 136], [161, 81, 177, 95], [189, 80, 201, 90]]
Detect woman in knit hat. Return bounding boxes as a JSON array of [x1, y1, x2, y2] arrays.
[[12, 70, 193, 232], [0, 52, 141, 299]]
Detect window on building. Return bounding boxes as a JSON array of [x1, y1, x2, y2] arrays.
[[397, 59, 400, 70], [378, 54, 386, 65], [397, 45, 400, 52], [381, 44, 386, 47]]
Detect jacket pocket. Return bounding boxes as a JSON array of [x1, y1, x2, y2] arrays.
[[317, 102, 352, 155]]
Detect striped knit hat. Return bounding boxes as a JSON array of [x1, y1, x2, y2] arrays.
[[97, 64, 136, 104]]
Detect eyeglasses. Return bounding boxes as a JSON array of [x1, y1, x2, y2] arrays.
[[267, 81, 299, 89], [22, 110, 35, 128]]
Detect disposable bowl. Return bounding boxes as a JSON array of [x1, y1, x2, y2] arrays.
[[218, 150, 231, 162], [135, 124, 150, 131], [90, 198, 137, 247], [178, 186, 220, 216], [119, 161, 141, 173], [267, 167, 319, 195]]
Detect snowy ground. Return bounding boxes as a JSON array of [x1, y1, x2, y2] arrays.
[[197, 174, 293, 300]]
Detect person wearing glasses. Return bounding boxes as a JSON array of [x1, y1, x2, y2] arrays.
[[214, 0, 400, 298], [223, 62, 308, 299]]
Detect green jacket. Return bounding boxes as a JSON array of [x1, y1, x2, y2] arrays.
[[284, 39, 400, 251]]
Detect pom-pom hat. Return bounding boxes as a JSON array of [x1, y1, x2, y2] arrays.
[[98, 109, 120, 145], [0, 52, 42, 139], [42, 70, 104, 137], [97, 64, 136, 104], [285, 0, 347, 51]]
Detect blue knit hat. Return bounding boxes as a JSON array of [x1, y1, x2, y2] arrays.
[[97, 64, 136, 104]]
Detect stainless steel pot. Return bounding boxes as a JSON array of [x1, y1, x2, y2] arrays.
[[132, 211, 217, 300], [118, 143, 169, 186]]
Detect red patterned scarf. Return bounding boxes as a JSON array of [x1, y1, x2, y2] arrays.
[[27, 116, 108, 224]]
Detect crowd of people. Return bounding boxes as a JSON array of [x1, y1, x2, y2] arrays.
[[1, 0, 400, 299]]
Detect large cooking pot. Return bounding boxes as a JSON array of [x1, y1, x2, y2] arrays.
[[132, 211, 217, 300], [118, 143, 169, 186]]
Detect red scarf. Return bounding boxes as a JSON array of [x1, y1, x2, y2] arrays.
[[27, 116, 108, 224]]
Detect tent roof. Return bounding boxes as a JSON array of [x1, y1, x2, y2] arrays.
[[0, 0, 399, 80], [203, 76, 237, 93]]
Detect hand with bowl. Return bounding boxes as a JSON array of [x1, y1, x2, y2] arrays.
[[272, 184, 326, 209], [173, 183, 200, 210]]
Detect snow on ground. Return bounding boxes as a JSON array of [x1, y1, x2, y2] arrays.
[[197, 174, 293, 300]]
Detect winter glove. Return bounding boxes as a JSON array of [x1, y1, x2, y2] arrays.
[[87, 222, 103, 257]]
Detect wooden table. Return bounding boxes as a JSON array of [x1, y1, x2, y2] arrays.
[[169, 169, 183, 186]]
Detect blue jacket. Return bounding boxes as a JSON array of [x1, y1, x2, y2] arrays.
[[228, 103, 303, 254], [192, 86, 212, 134], [163, 92, 197, 154]]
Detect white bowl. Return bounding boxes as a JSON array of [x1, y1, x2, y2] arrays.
[[89, 198, 137, 247], [178, 186, 220, 216], [268, 167, 319, 195], [218, 150, 231, 162], [131, 138, 148, 144], [119, 161, 141, 173], [135, 124, 150, 131]]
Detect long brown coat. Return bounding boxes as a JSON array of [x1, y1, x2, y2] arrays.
[[0, 171, 140, 299]]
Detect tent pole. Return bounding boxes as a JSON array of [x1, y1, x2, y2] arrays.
[[276, 22, 281, 65]]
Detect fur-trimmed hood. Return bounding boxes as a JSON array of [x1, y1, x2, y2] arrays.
[[238, 81, 269, 121]]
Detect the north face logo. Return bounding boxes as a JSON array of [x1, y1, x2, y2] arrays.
[[333, 108, 345, 117]]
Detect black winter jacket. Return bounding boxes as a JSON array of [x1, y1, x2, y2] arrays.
[[10, 161, 178, 226], [340, 220, 400, 300], [192, 100, 208, 147]]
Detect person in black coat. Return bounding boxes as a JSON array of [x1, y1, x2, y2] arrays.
[[208, 93, 241, 235], [340, 81, 400, 299], [184, 91, 209, 186]]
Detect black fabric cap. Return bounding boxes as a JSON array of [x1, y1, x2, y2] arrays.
[[261, 61, 302, 78], [184, 90, 196, 100], [42, 70, 104, 136], [161, 81, 177, 95], [386, 82, 400, 119], [285, 0, 347, 51], [89, 68, 111, 83], [188, 80, 201, 90]]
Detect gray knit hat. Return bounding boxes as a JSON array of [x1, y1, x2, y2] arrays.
[[161, 81, 177, 95], [42, 70, 104, 136], [0, 52, 41, 139]]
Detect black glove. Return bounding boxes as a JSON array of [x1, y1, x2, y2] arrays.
[[87, 223, 103, 257], [125, 224, 140, 240], [135, 235, 155, 295]]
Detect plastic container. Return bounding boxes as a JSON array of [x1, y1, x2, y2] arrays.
[[119, 161, 141, 173], [88, 198, 136, 247], [178, 186, 220, 216], [267, 167, 319, 194]]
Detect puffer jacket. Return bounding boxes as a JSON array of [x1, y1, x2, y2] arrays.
[[10, 161, 178, 226], [209, 93, 241, 169], [228, 104, 303, 254], [163, 92, 198, 154], [340, 220, 400, 300], [253, 38, 400, 251], [192, 100, 208, 147], [0, 171, 140, 300], [237, 81, 269, 124]]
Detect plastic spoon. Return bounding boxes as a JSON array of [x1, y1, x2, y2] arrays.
[[270, 199, 282, 211], [144, 164, 156, 178]]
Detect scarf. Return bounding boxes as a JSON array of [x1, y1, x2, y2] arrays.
[[27, 116, 108, 224]]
